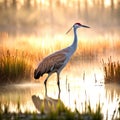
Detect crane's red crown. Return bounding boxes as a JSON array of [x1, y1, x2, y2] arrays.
[[66, 22, 89, 34], [74, 22, 90, 28], [75, 23, 82, 26]]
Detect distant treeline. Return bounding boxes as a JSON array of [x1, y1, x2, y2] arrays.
[[0, 0, 119, 34], [0, 0, 119, 10]]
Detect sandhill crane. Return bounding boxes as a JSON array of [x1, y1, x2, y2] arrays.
[[34, 23, 90, 98]]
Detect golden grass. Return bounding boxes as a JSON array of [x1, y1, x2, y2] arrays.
[[0, 48, 32, 83], [0, 32, 120, 83], [102, 56, 120, 83]]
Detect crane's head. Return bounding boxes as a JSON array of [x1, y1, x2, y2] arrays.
[[66, 22, 90, 34], [73, 23, 90, 29]]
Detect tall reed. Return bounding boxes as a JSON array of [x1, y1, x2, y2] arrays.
[[0, 49, 32, 83], [102, 57, 120, 83]]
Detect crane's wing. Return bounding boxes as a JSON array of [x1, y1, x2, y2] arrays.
[[37, 52, 67, 76]]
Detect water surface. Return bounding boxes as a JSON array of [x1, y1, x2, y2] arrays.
[[0, 59, 120, 120]]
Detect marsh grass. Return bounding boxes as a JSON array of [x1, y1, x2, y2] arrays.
[[111, 99, 120, 120], [0, 99, 104, 120], [102, 57, 120, 83], [0, 49, 32, 83], [87, 101, 103, 120], [0, 96, 120, 120], [0, 32, 120, 83]]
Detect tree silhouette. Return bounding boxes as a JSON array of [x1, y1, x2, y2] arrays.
[[12, 0, 17, 9]]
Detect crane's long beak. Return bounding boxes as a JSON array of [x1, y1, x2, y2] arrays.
[[81, 24, 90, 28], [66, 27, 72, 34], [66, 24, 90, 34]]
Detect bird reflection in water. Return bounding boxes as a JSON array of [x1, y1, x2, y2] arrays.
[[32, 95, 59, 113]]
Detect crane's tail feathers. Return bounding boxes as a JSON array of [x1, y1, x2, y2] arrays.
[[34, 69, 40, 79]]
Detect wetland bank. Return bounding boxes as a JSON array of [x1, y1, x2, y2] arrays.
[[0, 0, 120, 119]]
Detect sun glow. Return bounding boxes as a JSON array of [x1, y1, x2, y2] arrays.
[[105, 0, 111, 7]]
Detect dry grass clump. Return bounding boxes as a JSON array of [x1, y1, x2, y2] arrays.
[[0, 49, 33, 84], [102, 57, 120, 84]]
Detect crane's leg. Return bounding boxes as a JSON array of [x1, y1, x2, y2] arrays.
[[44, 73, 52, 97], [57, 72, 61, 99]]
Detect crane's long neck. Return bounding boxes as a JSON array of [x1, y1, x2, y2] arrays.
[[69, 27, 78, 55]]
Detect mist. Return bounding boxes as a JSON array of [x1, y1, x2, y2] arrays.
[[0, 0, 119, 36]]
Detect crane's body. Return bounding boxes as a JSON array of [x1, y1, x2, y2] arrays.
[[34, 47, 72, 79], [34, 23, 90, 98]]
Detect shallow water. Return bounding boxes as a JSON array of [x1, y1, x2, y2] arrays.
[[0, 58, 120, 120], [0, 83, 120, 119]]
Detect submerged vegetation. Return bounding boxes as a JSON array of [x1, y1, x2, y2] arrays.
[[0, 99, 104, 120], [0, 98, 120, 120]]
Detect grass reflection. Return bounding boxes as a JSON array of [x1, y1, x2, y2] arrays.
[[0, 83, 119, 119], [0, 95, 103, 120]]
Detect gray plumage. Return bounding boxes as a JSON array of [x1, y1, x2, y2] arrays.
[[34, 23, 90, 98], [34, 50, 67, 79]]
